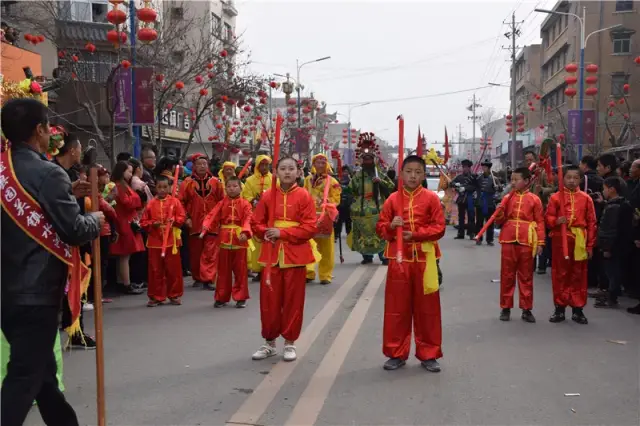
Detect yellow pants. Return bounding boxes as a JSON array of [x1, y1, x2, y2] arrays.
[[306, 231, 335, 282], [248, 238, 263, 273]]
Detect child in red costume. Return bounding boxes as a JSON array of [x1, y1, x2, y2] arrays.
[[201, 176, 253, 308], [546, 165, 596, 324], [180, 154, 224, 290], [250, 157, 318, 363], [140, 175, 186, 307], [377, 155, 446, 373], [495, 167, 545, 323]]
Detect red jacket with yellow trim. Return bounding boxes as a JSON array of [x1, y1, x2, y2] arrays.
[[546, 188, 597, 249], [251, 185, 317, 266], [376, 187, 445, 261], [202, 196, 253, 248], [495, 190, 545, 246], [140, 195, 186, 249]]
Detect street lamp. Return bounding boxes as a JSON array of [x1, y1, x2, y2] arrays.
[[296, 56, 331, 128], [346, 102, 371, 165], [535, 7, 621, 159]]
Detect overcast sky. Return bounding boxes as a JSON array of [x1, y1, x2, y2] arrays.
[[237, 0, 557, 150]]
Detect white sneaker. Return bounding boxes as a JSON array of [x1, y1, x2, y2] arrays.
[[252, 344, 277, 360], [83, 303, 94, 312], [283, 345, 297, 362]]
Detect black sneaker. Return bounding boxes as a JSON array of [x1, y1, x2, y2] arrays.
[[204, 283, 216, 291], [549, 307, 566, 323], [381, 259, 389, 266], [421, 359, 441, 373], [122, 284, 144, 295], [627, 303, 640, 315], [454, 235, 465, 240], [594, 298, 618, 309], [192, 280, 202, 288], [536, 269, 546, 275], [306, 278, 314, 284], [588, 289, 607, 299], [236, 300, 246, 309], [383, 358, 406, 371], [214, 301, 226, 308], [499, 308, 510, 321], [487, 241, 495, 247], [571, 308, 588, 324], [320, 280, 331, 285], [475, 240, 482, 246], [521, 309, 536, 323], [183, 270, 192, 277], [361, 259, 373, 265], [70, 334, 96, 349], [252, 273, 261, 282]]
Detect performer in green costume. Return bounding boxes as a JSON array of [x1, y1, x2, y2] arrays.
[[347, 132, 395, 264]]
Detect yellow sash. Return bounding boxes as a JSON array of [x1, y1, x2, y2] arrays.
[[171, 227, 182, 255], [220, 224, 255, 251], [570, 227, 588, 261], [527, 221, 538, 258], [274, 220, 322, 265], [420, 242, 439, 295]]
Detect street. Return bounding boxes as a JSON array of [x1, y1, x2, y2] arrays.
[[26, 229, 640, 426]]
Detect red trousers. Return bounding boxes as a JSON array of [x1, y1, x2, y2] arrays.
[[216, 248, 250, 303], [188, 235, 205, 282], [383, 261, 443, 361], [199, 235, 219, 284], [500, 243, 534, 309], [147, 248, 183, 301], [260, 266, 306, 342], [551, 236, 587, 308]]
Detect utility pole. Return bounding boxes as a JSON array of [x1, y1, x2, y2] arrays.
[[467, 94, 481, 157], [505, 12, 522, 168], [457, 124, 463, 157]]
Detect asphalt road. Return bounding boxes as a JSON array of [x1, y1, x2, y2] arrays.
[[25, 229, 640, 426]]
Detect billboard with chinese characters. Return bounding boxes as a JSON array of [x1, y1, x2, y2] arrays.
[[113, 68, 131, 125], [567, 109, 595, 145], [134, 67, 154, 125]]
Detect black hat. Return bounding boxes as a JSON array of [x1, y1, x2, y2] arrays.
[[461, 159, 473, 167], [481, 159, 493, 168]]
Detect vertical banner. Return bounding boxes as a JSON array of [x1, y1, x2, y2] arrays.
[[134, 67, 155, 125], [568, 109, 595, 145], [113, 68, 131, 125]]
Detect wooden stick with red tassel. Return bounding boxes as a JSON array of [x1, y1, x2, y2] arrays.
[[396, 115, 405, 263], [263, 112, 283, 286]]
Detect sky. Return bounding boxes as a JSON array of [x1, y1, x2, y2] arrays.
[[236, 0, 557, 150]]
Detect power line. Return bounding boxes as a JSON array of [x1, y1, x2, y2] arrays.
[[328, 85, 494, 106]]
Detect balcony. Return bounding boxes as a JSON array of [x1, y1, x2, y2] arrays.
[[221, 0, 238, 17]]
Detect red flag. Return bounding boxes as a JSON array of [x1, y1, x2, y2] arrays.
[[416, 126, 423, 157], [444, 126, 450, 164]]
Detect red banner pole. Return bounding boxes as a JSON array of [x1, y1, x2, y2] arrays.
[[396, 116, 405, 263], [263, 113, 282, 286], [556, 143, 569, 259]]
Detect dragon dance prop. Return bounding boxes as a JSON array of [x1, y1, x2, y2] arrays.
[[555, 142, 569, 260], [396, 115, 405, 263], [263, 112, 283, 286], [161, 165, 181, 258]]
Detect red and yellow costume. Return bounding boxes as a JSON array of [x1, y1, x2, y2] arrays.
[[377, 187, 446, 361], [242, 155, 273, 273], [546, 189, 596, 308], [140, 195, 186, 302], [304, 154, 341, 282], [202, 195, 253, 303], [251, 184, 318, 342], [179, 168, 224, 283], [495, 190, 545, 310]]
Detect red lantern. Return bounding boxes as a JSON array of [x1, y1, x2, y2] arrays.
[[215, 123, 223, 129], [242, 149, 250, 156], [248, 98, 256, 105], [257, 90, 267, 98], [624, 114, 629, 120], [107, 8, 127, 25], [506, 114, 513, 120], [255, 115, 263, 120], [585, 76, 598, 85], [137, 28, 157, 43], [558, 134, 565, 141], [155, 74, 164, 82], [530, 107, 536, 111], [527, 101, 533, 106], [242, 129, 249, 136], [539, 124, 545, 129], [302, 107, 311, 114], [137, 6, 157, 22], [287, 107, 296, 114], [623, 83, 630, 93], [195, 75, 204, 84], [585, 64, 598, 73], [206, 62, 214, 70], [269, 81, 277, 88], [547, 106, 552, 112], [175, 81, 185, 90], [200, 88, 209, 96], [564, 76, 578, 85], [259, 98, 267, 104], [243, 105, 252, 112], [303, 117, 311, 123], [72, 55, 79, 63], [85, 42, 96, 53], [635, 56, 640, 65], [208, 136, 214, 142], [287, 98, 297, 105], [166, 103, 173, 109], [230, 127, 237, 133], [233, 120, 240, 125], [608, 111, 614, 117], [287, 116, 296, 123], [24, 34, 34, 43], [517, 128, 525, 133], [208, 72, 215, 79], [506, 127, 513, 133], [108, 0, 124, 4], [240, 137, 246, 143], [121, 59, 131, 69], [564, 87, 577, 97], [107, 30, 121, 45], [220, 50, 228, 57], [608, 101, 616, 108], [565, 63, 578, 73], [221, 95, 228, 102], [619, 98, 625, 104], [58, 50, 66, 59], [585, 87, 598, 96]]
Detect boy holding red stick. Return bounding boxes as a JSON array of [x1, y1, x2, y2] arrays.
[[376, 155, 446, 373], [141, 175, 186, 307], [546, 165, 596, 324], [201, 176, 253, 308], [495, 167, 545, 323]]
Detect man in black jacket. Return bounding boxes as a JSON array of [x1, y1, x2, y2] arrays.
[[474, 159, 499, 246], [1, 99, 103, 426], [451, 159, 478, 239], [580, 155, 605, 289], [626, 159, 640, 314]]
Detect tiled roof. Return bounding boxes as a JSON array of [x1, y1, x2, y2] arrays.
[[56, 20, 111, 43]]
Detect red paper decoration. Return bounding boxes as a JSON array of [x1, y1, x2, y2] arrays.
[[208, 72, 215, 79], [565, 63, 578, 73], [155, 74, 164, 82], [585, 64, 598, 73], [72, 55, 79, 62], [200, 88, 209, 96], [107, 8, 126, 25], [624, 114, 629, 120], [269, 81, 277, 88], [564, 87, 577, 97], [107, 30, 126, 46], [85, 42, 96, 53], [220, 50, 228, 57], [121, 59, 131, 69], [195, 75, 203, 84], [564, 76, 578, 85], [539, 124, 545, 129], [216, 123, 223, 129], [635, 56, 640, 64], [175, 81, 185, 90], [585, 76, 598, 85], [137, 27, 157, 43], [585, 87, 598, 96], [623, 83, 630, 93]]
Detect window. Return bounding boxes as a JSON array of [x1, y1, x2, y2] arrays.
[[224, 22, 232, 41], [171, 51, 185, 63], [71, 51, 118, 83], [551, 25, 555, 41], [171, 7, 184, 20], [612, 74, 630, 97], [612, 33, 632, 53], [615, 1, 634, 12], [211, 13, 222, 35], [58, 0, 108, 23]]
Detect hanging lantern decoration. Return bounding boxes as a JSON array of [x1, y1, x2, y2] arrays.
[[107, 6, 127, 26], [208, 136, 214, 142], [208, 72, 215, 79], [585, 76, 598, 85], [539, 124, 545, 129], [257, 90, 267, 98], [72, 55, 79, 62], [303, 117, 311, 123], [207, 62, 214, 70], [175, 81, 185, 90], [506, 114, 512, 120], [635, 56, 640, 65], [287, 98, 297, 105], [564, 75, 578, 85], [195, 75, 204, 84], [220, 49, 228, 58], [585, 87, 598, 96], [623, 113, 629, 120], [287, 116, 296, 123], [619, 98, 626, 104], [608, 111, 614, 117], [243, 105, 252, 112], [565, 63, 578, 73], [248, 98, 256, 105], [623, 83, 630, 94], [85, 42, 96, 54], [585, 64, 598, 73], [564, 87, 577, 98], [302, 107, 311, 114], [155, 73, 164, 82], [231, 147, 240, 154], [166, 103, 173, 109], [137, 27, 157, 44], [608, 101, 616, 108], [215, 123, 223, 130], [527, 101, 533, 107], [200, 88, 209, 96], [107, 30, 127, 47], [558, 134, 565, 141], [517, 127, 525, 133], [259, 98, 267, 104], [121, 59, 131, 69], [269, 81, 278, 88]]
